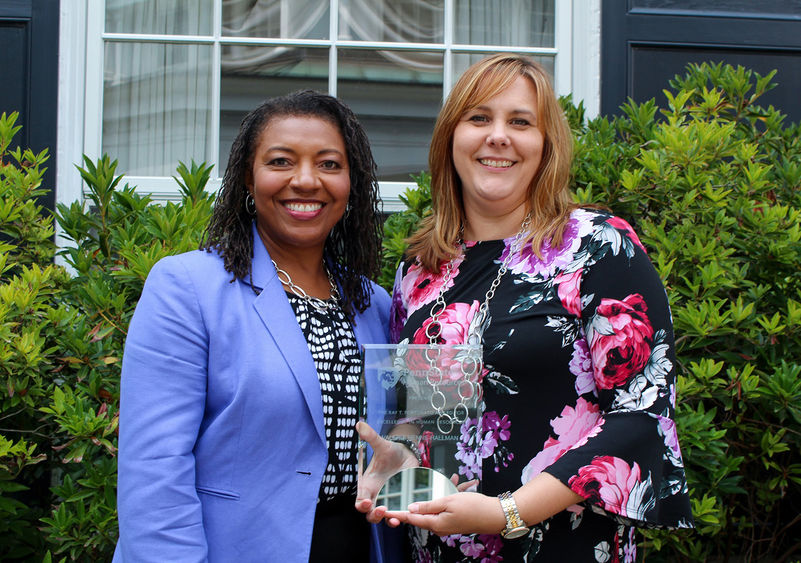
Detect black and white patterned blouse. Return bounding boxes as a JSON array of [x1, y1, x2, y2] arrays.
[[286, 294, 362, 501]]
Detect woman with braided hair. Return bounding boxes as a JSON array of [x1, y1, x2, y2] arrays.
[[115, 90, 391, 562]]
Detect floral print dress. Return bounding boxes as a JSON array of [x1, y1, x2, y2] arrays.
[[390, 209, 693, 562]]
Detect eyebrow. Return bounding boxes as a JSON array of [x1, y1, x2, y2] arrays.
[[266, 146, 345, 157], [473, 105, 535, 114]]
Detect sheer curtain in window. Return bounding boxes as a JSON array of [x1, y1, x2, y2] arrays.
[[218, 0, 554, 75], [454, 0, 554, 47], [339, 0, 444, 72], [221, 0, 330, 72], [103, 1, 214, 176], [339, 0, 554, 72]]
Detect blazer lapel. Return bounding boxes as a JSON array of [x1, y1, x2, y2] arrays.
[[248, 224, 326, 447]]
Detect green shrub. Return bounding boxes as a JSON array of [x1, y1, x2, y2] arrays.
[[379, 171, 432, 289], [570, 62, 800, 562], [0, 108, 216, 561], [41, 157, 214, 560]]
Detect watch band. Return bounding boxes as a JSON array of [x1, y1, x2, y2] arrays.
[[498, 491, 530, 539]]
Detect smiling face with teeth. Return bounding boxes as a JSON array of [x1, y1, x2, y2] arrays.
[[247, 115, 350, 258], [452, 75, 544, 237]]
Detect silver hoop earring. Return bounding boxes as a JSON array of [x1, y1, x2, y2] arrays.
[[343, 202, 351, 221], [245, 193, 257, 216]]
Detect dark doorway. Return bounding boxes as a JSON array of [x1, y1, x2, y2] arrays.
[[601, 0, 801, 124], [0, 0, 60, 212]]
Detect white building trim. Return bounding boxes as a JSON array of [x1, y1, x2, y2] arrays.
[[56, 0, 88, 256]]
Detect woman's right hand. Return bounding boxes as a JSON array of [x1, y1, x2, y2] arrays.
[[354, 421, 420, 525]]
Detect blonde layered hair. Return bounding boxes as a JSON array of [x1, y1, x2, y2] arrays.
[[406, 53, 576, 272]]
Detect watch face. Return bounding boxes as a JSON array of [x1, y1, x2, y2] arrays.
[[503, 526, 530, 540]]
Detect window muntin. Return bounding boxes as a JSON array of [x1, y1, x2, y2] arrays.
[[99, 0, 557, 193]]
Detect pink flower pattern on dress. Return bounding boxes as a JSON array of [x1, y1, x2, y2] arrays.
[[502, 217, 582, 279], [418, 430, 434, 468], [555, 268, 583, 316], [389, 283, 407, 343], [444, 533, 504, 562], [570, 338, 596, 396], [623, 527, 637, 562], [412, 300, 480, 346], [521, 398, 603, 483], [658, 416, 682, 459], [589, 294, 654, 390], [400, 254, 464, 318], [456, 411, 514, 480], [606, 216, 647, 254], [569, 456, 644, 517]]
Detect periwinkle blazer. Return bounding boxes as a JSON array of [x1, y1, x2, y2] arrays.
[[113, 226, 391, 563]]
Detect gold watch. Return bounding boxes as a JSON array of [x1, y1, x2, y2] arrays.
[[498, 491, 530, 539]]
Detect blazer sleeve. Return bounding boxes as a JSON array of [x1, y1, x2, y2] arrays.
[[116, 256, 210, 562], [372, 281, 393, 343]]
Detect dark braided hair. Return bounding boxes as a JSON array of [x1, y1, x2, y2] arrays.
[[200, 90, 383, 318]]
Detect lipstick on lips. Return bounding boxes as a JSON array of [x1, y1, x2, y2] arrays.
[[283, 200, 324, 219]]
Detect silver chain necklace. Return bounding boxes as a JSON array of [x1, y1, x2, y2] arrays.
[[272, 260, 340, 313], [426, 212, 533, 345], [422, 213, 532, 434]]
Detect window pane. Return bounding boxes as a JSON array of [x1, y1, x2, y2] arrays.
[[219, 46, 329, 168], [453, 53, 555, 82], [414, 469, 432, 488], [103, 42, 213, 176], [387, 474, 402, 493], [223, 0, 329, 39], [105, 0, 213, 35], [338, 49, 442, 181], [339, 0, 444, 43], [454, 0, 554, 47], [386, 495, 402, 510]]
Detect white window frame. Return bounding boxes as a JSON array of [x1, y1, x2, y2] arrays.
[[56, 0, 600, 248]]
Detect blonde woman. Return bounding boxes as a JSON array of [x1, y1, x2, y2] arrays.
[[362, 54, 693, 561]]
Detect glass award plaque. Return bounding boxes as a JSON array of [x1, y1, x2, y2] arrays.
[[357, 343, 483, 509]]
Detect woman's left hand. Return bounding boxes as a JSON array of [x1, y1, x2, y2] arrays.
[[383, 492, 506, 537], [355, 421, 420, 525]]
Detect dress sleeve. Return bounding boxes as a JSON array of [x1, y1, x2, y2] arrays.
[[115, 256, 210, 562], [544, 217, 694, 529]]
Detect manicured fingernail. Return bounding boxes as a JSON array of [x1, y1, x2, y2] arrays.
[[408, 503, 419, 513]]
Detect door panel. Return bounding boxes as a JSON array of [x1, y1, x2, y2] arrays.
[[602, 0, 801, 123], [0, 0, 59, 212], [631, 45, 801, 119]]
